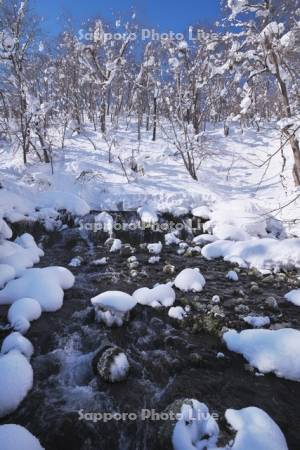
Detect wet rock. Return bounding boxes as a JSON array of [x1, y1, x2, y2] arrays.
[[262, 275, 274, 283], [163, 264, 176, 275], [120, 244, 135, 257], [94, 345, 130, 383], [265, 296, 279, 311], [191, 314, 223, 336], [234, 304, 250, 314], [250, 283, 261, 293]]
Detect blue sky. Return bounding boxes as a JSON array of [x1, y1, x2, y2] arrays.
[[33, 0, 221, 36]]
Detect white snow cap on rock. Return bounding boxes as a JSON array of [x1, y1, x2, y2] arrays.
[[0, 266, 75, 312], [224, 328, 300, 381], [243, 315, 270, 328], [0, 350, 33, 418], [165, 231, 180, 246], [95, 211, 114, 235], [110, 238, 122, 253], [110, 352, 130, 382], [91, 291, 137, 313], [1, 332, 34, 360], [202, 238, 300, 272], [168, 306, 186, 320], [147, 241, 162, 254], [284, 289, 300, 306], [133, 284, 176, 308], [0, 424, 44, 450], [174, 268, 206, 292], [137, 205, 158, 224], [0, 234, 44, 276], [0, 218, 12, 239], [0, 264, 15, 289], [192, 205, 211, 220], [172, 400, 219, 450], [225, 406, 288, 450], [226, 270, 239, 281], [8, 298, 42, 334]]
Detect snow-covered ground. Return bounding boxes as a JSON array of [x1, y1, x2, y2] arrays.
[[0, 122, 300, 235]]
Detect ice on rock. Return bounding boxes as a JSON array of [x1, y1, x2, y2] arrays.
[[225, 406, 288, 450], [94, 211, 114, 235], [172, 400, 219, 450], [243, 315, 270, 328], [8, 298, 42, 334], [1, 332, 34, 360], [133, 284, 176, 308], [0, 266, 75, 312], [147, 241, 162, 254], [0, 264, 15, 289], [226, 270, 239, 281], [168, 306, 187, 320], [0, 424, 44, 450], [137, 205, 158, 224], [224, 328, 300, 381], [174, 268, 206, 292], [110, 238, 122, 253], [284, 289, 300, 306], [0, 350, 33, 418]]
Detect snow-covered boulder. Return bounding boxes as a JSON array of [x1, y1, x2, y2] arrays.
[[1, 332, 34, 360], [110, 238, 122, 253], [147, 241, 162, 255], [0, 424, 44, 450], [174, 268, 206, 292], [0, 350, 33, 418], [0, 266, 75, 312], [224, 328, 300, 381], [94, 211, 114, 235], [226, 270, 239, 281], [8, 298, 42, 334], [284, 289, 300, 306], [225, 406, 288, 450], [0, 235, 44, 276], [165, 231, 180, 245], [133, 284, 176, 308], [192, 205, 211, 220], [95, 346, 130, 383], [91, 291, 137, 327], [0, 264, 15, 289], [168, 306, 187, 321], [192, 234, 217, 246], [243, 315, 270, 328]]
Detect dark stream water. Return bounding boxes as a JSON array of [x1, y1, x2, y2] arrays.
[[1, 213, 300, 450]]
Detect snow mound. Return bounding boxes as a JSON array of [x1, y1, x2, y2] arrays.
[[8, 298, 42, 334], [133, 284, 176, 308], [226, 270, 239, 281], [168, 306, 187, 320], [225, 406, 288, 450], [0, 350, 33, 418], [0, 234, 44, 276], [165, 231, 180, 245], [0, 190, 35, 223], [94, 211, 114, 235], [174, 268, 206, 292], [284, 289, 300, 306], [204, 199, 268, 239], [147, 241, 162, 254], [0, 264, 15, 289], [0, 266, 75, 312], [243, 315, 270, 328], [193, 234, 217, 246], [0, 218, 12, 239], [91, 291, 137, 313], [0, 424, 44, 450], [1, 332, 34, 360], [110, 238, 122, 253], [110, 352, 130, 382], [137, 205, 158, 224], [37, 191, 90, 216], [202, 237, 300, 271], [224, 328, 300, 381], [172, 400, 219, 450], [192, 205, 211, 220]]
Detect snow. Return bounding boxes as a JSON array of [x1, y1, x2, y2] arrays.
[[133, 284, 176, 308], [193, 234, 217, 246], [68, 257, 82, 267], [0, 424, 44, 450], [148, 256, 160, 264], [0, 218, 12, 239], [225, 407, 288, 450], [168, 306, 187, 320], [165, 231, 181, 245], [91, 291, 137, 313], [174, 268, 206, 292], [192, 205, 211, 220], [147, 241, 162, 254], [0, 264, 15, 289], [172, 400, 219, 450], [36, 191, 90, 216], [284, 289, 300, 306], [1, 332, 34, 360], [8, 298, 42, 334], [226, 270, 239, 281], [109, 352, 130, 382], [91, 257, 107, 266], [224, 328, 300, 381], [0, 266, 75, 312], [243, 315, 270, 328], [0, 350, 33, 418], [202, 238, 300, 272], [137, 205, 158, 224], [110, 238, 122, 253], [94, 211, 114, 235]]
